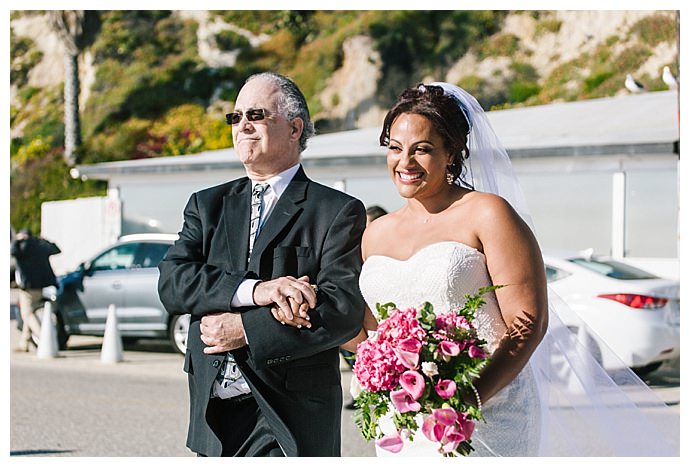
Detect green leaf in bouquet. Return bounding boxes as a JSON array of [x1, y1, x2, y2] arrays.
[[417, 301, 436, 328], [376, 302, 396, 320], [393, 411, 420, 438], [458, 284, 505, 320], [354, 390, 390, 442]]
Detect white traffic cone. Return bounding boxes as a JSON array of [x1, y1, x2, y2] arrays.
[[36, 301, 59, 358], [101, 304, 123, 363]]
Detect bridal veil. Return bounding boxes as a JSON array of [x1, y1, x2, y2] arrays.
[[429, 81, 679, 456]]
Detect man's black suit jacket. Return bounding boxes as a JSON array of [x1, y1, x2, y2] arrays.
[[158, 167, 366, 456]]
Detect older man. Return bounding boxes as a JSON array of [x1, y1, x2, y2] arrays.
[[158, 72, 366, 457]]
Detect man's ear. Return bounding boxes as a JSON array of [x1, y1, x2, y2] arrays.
[[290, 117, 304, 143]]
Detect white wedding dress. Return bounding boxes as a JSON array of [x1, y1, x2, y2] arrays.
[[359, 241, 541, 457]]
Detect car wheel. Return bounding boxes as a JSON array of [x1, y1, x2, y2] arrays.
[[169, 314, 189, 355], [632, 361, 663, 377], [31, 302, 69, 350]]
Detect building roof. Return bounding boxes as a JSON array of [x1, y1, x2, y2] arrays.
[[76, 90, 679, 180]]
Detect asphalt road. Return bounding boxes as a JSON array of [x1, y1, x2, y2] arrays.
[[8, 320, 375, 457], [8, 318, 678, 457]]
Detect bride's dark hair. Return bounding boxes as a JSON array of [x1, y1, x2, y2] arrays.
[[379, 84, 471, 183]]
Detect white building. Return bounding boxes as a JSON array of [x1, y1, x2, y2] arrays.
[[68, 90, 679, 276]]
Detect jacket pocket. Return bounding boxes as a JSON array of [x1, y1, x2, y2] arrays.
[[284, 364, 340, 391], [272, 246, 311, 258], [272, 247, 312, 278]]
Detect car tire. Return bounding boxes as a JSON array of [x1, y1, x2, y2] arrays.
[[632, 361, 663, 377], [30, 302, 69, 350], [168, 314, 189, 355]]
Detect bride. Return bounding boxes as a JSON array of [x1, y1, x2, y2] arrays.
[[345, 83, 547, 456], [275, 82, 679, 457], [343, 82, 679, 457]]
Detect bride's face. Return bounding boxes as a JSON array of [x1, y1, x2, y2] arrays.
[[386, 113, 454, 200]]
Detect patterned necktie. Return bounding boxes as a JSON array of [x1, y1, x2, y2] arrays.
[[248, 183, 268, 259]]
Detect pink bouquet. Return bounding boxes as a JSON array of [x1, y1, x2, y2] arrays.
[[352, 286, 499, 456]]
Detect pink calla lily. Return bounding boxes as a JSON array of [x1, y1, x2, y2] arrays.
[[435, 379, 457, 399], [391, 388, 421, 413], [399, 370, 425, 400], [393, 337, 422, 369], [433, 407, 458, 426], [422, 415, 445, 442], [438, 340, 460, 357], [468, 344, 486, 359], [376, 432, 405, 453]]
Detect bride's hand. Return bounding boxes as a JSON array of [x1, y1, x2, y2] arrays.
[[270, 296, 312, 329], [341, 328, 367, 353]]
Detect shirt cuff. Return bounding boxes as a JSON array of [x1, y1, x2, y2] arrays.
[[231, 279, 260, 308]]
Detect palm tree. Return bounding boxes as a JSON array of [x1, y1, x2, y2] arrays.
[[48, 10, 100, 166]]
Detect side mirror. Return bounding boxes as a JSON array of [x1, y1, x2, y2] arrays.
[[80, 261, 94, 276]]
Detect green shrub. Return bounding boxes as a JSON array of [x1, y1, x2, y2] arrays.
[[535, 18, 562, 36], [476, 33, 520, 59], [510, 81, 541, 103], [212, 10, 286, 35], [630, 14, 676, 47], [10, 29, 43, 87], [583, 69, 615, 94], [10, 147, 106, 235], [215, 30, 251, 51], [456, 75, 483, 96]]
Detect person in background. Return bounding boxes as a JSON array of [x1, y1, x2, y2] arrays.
[[341, 204, 388, 410], [10, 228, 61, 352]]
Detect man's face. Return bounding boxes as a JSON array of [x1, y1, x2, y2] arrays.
[[231, 78, 300, 174]]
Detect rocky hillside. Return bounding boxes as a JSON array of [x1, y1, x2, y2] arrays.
[[9, 10, 679, 233]]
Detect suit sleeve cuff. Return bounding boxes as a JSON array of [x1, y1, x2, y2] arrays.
[[230, 279, 260, 308]]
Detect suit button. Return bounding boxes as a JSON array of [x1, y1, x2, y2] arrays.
[[212, 360, 220, 368]]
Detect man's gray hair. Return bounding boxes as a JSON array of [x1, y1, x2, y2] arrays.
[[246, 72, 315, 153]]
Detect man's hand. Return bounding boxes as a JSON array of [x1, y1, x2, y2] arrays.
[[200, 312, 246, 354], [253, 275, 317, 321]]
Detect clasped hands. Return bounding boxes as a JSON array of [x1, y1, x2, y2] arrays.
[[200, 275, 316, 354]]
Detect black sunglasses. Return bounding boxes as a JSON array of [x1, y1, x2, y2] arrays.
[[225, 108, 268, 125]]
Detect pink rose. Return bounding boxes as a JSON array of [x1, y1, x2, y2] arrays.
[[468, 345, 486, 359], [434, 379, 457, 399], [376, 432, 404, 453], [399, 370, 425, 400], [391, 388, 421, 413]]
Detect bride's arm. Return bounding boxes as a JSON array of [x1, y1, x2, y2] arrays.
[[469, 195, 548, 405], [341, 225, 380, 353], [341, 305, 378, 352]]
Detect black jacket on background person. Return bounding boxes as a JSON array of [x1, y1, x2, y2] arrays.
[[10, 233, 60, 290], [157, 167, 366, 456]]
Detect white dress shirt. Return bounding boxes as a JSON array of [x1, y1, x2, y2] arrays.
[[230, 163, 301, 307]]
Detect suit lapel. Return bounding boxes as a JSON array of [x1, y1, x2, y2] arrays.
[[248, 168, 309, 269], [222, 179, 252, 270]]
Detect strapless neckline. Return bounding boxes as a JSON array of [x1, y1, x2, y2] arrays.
[[366, 240, 484, 263]]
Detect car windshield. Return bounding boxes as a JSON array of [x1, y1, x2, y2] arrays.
[[569, 258, 658, 280]]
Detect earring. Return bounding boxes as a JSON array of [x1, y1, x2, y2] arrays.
[[446, 165, 455, 185]]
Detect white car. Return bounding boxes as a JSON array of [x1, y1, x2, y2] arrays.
[[543, 251, 680, 375]]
